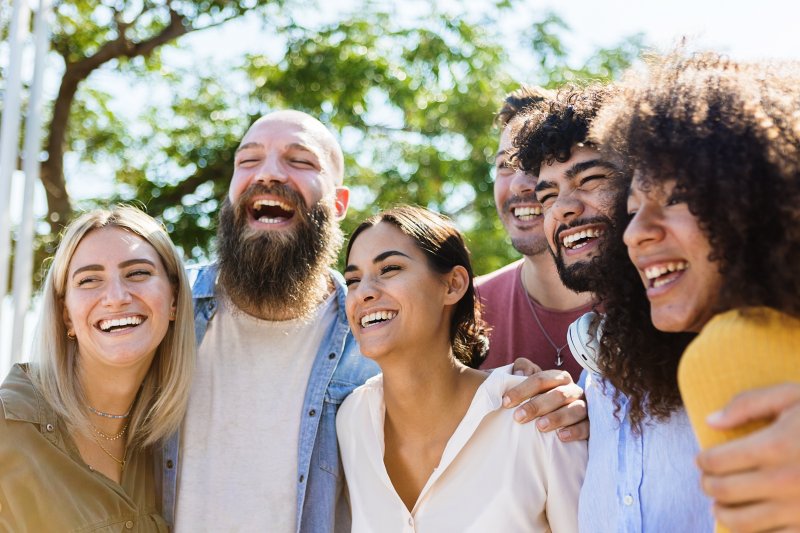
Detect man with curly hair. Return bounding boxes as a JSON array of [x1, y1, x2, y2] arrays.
[[476, 85, 594, 387], [516, 84, 713, 532]]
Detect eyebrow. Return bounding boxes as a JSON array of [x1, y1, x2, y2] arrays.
[[235, 142, 262, 154], [495, 148, 511, 161], [71, 258, 156, 278], [344, 250, 410, 273], [534, 159, 616, 193]]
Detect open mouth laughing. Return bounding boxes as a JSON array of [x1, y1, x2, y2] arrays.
[[359, 310, 397, 329], [560, 226, 605, 251], [513, 205, 542, 221], [96, 315, 145, 333], [643, 261, 689, 289], [250, 198, 296, 224]]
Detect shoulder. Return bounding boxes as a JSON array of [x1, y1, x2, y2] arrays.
[[691, 307, 800, 351], [337, 375, 383, 428], [0, 364, 42, 424], [186, 262, 218, 297], [475, 260, 522, 289]]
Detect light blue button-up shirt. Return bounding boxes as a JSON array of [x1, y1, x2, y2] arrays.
[[161, 263, 379, 533], [579, 371, 714, 533]]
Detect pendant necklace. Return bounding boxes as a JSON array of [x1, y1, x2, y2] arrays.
[[521, 270, 568, 367]]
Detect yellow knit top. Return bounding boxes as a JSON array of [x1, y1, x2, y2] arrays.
[[678, 307, 800, 533]]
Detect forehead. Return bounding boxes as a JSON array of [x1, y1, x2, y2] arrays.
[[538, 146, 606, 184], [350, 222, 418, 258], [240, 117, 332, 155], [69, 227, 158, 269], [497, 116, 526, 154]]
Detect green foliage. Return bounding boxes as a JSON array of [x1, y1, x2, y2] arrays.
[[23, 0, 643, 283]]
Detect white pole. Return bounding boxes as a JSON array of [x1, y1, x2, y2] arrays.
[[0, 0, 31, 336], [11, 0, 51, 362]]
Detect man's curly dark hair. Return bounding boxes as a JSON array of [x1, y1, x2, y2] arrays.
[[588, 51, 800, 429], [514, 83, 616, 176]]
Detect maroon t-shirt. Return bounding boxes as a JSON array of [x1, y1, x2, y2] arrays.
[[475, 260, 593, 382]]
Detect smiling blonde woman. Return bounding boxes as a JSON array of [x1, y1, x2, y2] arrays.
[[0, 205, 195, 531]]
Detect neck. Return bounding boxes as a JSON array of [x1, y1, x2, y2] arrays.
[[521, 253, 593, 310], [229, 273, 332, 321], [380, 341, 484, 436], [78, 360, 147, 433]]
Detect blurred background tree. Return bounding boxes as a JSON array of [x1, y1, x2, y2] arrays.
[[1, 0, 642, 284]]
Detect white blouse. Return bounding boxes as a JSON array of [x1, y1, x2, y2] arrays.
[[336, 365, 587, 533]]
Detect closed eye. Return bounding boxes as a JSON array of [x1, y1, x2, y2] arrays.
[[344, 277, 359, 287], [579, 174, 607, 186], [77, 276, 101, 287], [380, 264, 401, 275], [127, 269, 153, 279]]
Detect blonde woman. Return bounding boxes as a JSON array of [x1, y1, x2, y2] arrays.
[[0, 206, 195, 531]]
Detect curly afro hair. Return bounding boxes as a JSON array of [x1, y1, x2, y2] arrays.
[[513, 83, 617, 176], [588, 51, 800, 429]]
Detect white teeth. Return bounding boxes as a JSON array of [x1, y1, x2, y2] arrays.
[[644, 261, 689, 280], [257, 217, 283, 224], [99, 316, 143, 332], [513, 206, 542, 219], [562, 228, 604, 248], [360, 311, 397, 328], [252, 199, 294, 212]]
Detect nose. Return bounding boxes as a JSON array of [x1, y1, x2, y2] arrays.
[[623, 206, 664, 250], [550, 191, 584, 224], [102, 276, 133, 308], [509, 170, 537, 197], [254, 155, 288, 186]]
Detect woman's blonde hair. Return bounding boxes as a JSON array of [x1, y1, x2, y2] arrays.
[[30, 205, 195, 448]]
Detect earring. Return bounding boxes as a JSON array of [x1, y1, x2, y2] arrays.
[[66, 329, 76, 340], [169, 310, 176, 321]]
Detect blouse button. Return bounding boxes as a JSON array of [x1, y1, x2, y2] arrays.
[[45, 423, 54, 432], [408, 517, 413, 526], [125, 520, 134, 529]]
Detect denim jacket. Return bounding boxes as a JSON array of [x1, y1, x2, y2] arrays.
[[161, 263, 379, 532]]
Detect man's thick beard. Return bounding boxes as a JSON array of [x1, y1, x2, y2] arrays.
[[551, 214, 622, 294], [216, 185, 343, 320]]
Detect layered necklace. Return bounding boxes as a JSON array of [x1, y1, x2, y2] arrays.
[[88, 404, 133, 471]]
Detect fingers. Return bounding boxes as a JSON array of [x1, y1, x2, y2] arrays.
[[698, 402, 800, 476], [555, 418, 590, 443], [503, 369, 574, 408], [707, 383, 800, 430], [714, 498, 800, 533], [702, 464, 800, 506], [512, 383, 585, 425], [511, 357, 542, 377]]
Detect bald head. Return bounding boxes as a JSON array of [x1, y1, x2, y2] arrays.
[[246, 110, 345, 184]]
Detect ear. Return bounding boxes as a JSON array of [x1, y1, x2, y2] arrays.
[[333, 187, 350, 220], [442, 265, 470, 306], [62, 302, 74, 333]]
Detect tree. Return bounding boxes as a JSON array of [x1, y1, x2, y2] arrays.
[[3, 0, 642, 281], [116, 3, 641, 273]]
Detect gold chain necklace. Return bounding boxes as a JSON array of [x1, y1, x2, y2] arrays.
[[91, 422, 128, 441], [520, 269, 568, 367], [92, 434, 126, 470]]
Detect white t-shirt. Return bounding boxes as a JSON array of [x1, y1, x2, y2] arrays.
[[175, 294, 336, 532], [336, 365, 587, 533]]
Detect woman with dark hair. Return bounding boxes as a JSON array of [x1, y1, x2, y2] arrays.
[[337, 205, 585, 532], [591, 52, 800, 532]]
